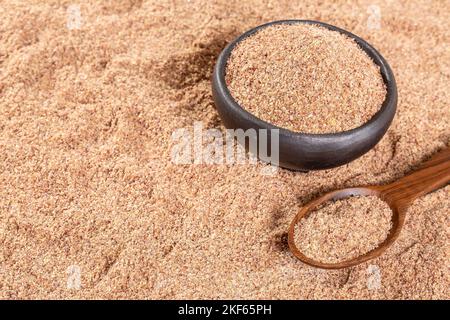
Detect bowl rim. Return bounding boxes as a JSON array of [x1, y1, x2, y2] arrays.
[[213, 19, 397, 138]]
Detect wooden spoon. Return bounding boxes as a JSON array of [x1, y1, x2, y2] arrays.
[[288, 147, 450, 269]]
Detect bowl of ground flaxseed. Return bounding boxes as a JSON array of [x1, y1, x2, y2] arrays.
[[212, 20, 397, 171]]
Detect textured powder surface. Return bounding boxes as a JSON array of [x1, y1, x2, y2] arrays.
[[225, 24, 386, 133], [0, 0, 449, 300], [295, 196, 392, 263]]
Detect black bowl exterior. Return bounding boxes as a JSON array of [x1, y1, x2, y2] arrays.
[[212, 20, 397, 171]]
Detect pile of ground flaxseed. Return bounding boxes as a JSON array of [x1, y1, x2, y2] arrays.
[[0, 0, 448, 300], [226, 24, 387, 134], [294, 196, 393, 263]]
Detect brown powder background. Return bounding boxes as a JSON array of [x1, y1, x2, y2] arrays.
[[225, 24, 386, 133], [0, 0, 449, 299]]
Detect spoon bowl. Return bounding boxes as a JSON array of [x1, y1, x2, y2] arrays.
[[287, 186, 404, 269]]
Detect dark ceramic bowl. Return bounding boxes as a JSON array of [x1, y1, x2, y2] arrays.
[[212, 20, 397, 171]]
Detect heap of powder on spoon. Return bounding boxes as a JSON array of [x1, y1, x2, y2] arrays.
[[294, 196, 393, 264]]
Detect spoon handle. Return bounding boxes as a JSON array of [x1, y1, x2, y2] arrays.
[[379, 147, 450, 210]]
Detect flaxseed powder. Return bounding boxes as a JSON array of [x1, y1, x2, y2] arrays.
[[225, 24, 387, 134], [294, 196, 393, 263], [1, 0, 448, 300]]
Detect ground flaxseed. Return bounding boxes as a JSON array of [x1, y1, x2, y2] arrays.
[[225, 24, 387, 134], [0, 0, 448, 300], [294, 196, 393, 263]]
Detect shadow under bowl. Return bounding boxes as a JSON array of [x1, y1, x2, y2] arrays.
[[212, 20, 397, 171]]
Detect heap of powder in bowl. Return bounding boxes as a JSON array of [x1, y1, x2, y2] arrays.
[[225, 24, 387, 134]]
